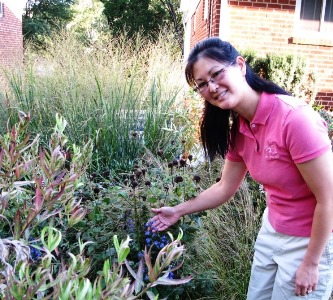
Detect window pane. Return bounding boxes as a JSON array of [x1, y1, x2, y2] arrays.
[[323, 0, 333, 32], [300, 0, 322, 30], [324, 0, 333, 21]]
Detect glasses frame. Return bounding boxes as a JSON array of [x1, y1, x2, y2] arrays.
[[193, 61, 235, 94]]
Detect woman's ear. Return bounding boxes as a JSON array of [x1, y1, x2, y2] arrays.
[[236, 56, 246, 76]]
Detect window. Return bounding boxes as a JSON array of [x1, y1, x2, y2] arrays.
[[0, 2, 3, 18], [297, 0, 333, 33], [204, 0, 208, 20]]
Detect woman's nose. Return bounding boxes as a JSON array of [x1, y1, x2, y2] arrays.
[[208, 80, 218, 92]]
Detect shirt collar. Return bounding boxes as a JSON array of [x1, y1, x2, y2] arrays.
[[239, 92, 275, 132]]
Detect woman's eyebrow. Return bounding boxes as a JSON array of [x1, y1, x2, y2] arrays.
[[194, 66, 221, 81]]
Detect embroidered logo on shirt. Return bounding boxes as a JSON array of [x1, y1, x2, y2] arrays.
[[264, 140, 279, 160]]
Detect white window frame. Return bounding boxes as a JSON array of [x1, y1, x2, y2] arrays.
[[204, 0, 208, 20], [294, 0, 333, 38]]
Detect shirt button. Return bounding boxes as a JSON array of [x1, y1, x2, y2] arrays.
[[251, 124, 256, 128]]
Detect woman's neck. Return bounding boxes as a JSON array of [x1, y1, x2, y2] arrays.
[[233, 90, 261, 122]]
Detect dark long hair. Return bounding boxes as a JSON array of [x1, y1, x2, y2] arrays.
[[185, 38, 289, 161]]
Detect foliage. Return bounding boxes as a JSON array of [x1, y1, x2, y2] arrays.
[[66, 0, 110, 44], [318, 110, 333, 136], [2, 32, 187, 173], [160, 0, 184, 52], [0, 112, 92, 240], [101, 0, 183, 47], [195, 168, 266, 299], [0, 227, 191, 299], [59, 142, 218, 299], [242, 50, 317, 103], [313, 105, 333, 139], [23, 0, 75, 49], [0, 113, 191, 299], [22, 0, 183, 50]]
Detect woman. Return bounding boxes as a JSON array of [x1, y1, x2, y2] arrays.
[[150, 38, 333, 299]]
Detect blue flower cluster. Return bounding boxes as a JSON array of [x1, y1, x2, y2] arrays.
[[144, 221, 169, 250], [141, 222, 177, 282], [29, 245, 42, 261]]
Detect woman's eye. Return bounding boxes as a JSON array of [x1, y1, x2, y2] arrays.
[[198, 82, 206, 88], [212, 69, 223, 79]]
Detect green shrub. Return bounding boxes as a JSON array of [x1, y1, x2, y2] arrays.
[[317, 109, 333, 138], [242, 50, 317, 103]]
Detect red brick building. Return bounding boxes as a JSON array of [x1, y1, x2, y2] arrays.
[[0, 1, 24, 70], [180, 0, 333, 109]]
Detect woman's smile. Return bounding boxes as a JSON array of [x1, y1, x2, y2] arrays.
[[214, 89, 229, 100]]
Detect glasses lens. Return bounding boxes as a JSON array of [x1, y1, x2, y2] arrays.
[[193, 84, 206, 93], [199, 85, 208, 93]]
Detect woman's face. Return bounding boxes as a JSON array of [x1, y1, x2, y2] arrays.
[[192, 56, 247, 110]]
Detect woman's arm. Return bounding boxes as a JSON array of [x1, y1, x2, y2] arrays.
[[151, 159, 247, 231], [295, 150, 333, 296]]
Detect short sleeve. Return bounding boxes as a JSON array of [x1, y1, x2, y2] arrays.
[[226, 147, 244, 162], [283, 106, 331, 164]]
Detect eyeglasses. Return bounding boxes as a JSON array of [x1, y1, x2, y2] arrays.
[[193, 61, 235, 94]]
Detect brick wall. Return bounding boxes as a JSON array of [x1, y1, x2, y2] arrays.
[[190, 1, 208, 48], [0, 2, 23, 69], [188, 0, 333, 110], [190, 0, 223, 48]]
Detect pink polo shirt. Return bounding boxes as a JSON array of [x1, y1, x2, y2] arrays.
[[226, 92, 332, 237]]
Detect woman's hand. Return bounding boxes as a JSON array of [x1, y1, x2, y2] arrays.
[[294, 261, 318, 296], [150, 207, 181, 231]]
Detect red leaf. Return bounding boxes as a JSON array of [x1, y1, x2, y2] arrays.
[[35, 177, 44, 211]]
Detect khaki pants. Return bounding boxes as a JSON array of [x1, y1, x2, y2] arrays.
[[247, 208, 333, 300]]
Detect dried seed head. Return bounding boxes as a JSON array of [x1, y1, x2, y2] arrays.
[[103, 170, 110, 178], [193, 175, 201, 183], [131, 181, 138, 188], [179, 159, 187, 167], [174, 176, 184, 183]]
